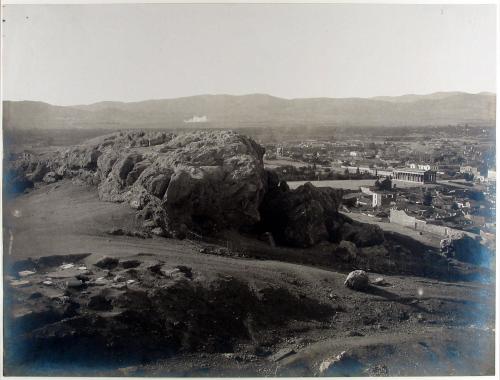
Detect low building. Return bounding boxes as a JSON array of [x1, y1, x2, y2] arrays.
[[460, 166, 481, 177], [410, 163, 438, 171], [360, 187, 395, 208], [372, 168, 393, 177], [392, 168, 436, 183]]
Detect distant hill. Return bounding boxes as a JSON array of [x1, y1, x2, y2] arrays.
[[3, 92, 495, 130]]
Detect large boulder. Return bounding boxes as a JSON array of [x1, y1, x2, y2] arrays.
[[92, 130, 267, 234], [259, 179, 384, 248], [344, 270, 370, 290], [442, 234, 492, 267], [259, 181, 343, 247]]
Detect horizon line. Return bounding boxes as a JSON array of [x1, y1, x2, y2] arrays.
[[2, 90, 496, 108]]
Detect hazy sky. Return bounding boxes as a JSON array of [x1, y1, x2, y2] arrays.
[[1, 4, 497, 105]]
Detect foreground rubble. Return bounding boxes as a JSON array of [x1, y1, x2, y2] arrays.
[[4, 251, 495, 376]]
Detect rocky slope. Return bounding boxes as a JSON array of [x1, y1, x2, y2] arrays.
[[4, 250, 495, 376]]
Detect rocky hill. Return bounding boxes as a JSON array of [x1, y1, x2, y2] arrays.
[[3, 92, 495, 130], [4, 130, 494, 376], [5, 130, 490, 281]]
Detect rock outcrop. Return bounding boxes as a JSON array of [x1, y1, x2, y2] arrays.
[[441, 234, 492, 267], [259, 175, 385, 248], [8, 130, 267, 237]]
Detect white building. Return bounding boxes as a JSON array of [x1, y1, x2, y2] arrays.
[[409, 163, 437, 171]]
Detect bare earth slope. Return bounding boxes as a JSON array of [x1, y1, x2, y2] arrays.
[[3, 180, 495, 376]]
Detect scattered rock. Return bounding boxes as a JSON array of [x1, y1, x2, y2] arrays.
[[88, 294, 113, 311], [366, 364, 389, 376], [107, 227, 125, 236], [175, 265, 193, 278], [372, 277, 390, 286], [270, 348, 296, 362], [347, 330, 364, 337], [60, 263, 75, 270], [120, 259, 141, 269], [344, 270, 370, 291], [52, 295, 70, 304], [42, 171, 59, 184], [254, 346, 272, 357], [160, 267, 183, 278], [318, 351, 364, 376], [66, 279, 85, 290], [18, 270, 36, 277], [328, 292, 338, 300], [147, 263, 163, 274], [76, 274, 90, 282], [92, 277, 109, 286], [151, 227, 165, 237], [28, 292, 43, 299], [10, 279, 31, 288], [94, 257, 119, 270]]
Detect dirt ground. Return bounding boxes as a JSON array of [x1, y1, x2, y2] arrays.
[[2, 181, 496, 376]]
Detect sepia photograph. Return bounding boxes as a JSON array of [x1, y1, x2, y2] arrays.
[[1, 2, 497, 377]]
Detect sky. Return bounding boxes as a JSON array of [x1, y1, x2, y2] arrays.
[[1, 3, 497, 105]]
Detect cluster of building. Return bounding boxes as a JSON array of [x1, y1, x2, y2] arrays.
[[260, 126, 496, 245], [343, 178, 495, 242]]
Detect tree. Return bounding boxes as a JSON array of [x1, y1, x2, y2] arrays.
[[375, 177, 392, 191]]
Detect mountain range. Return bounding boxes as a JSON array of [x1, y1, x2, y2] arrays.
[[2, 92, 496, 130]]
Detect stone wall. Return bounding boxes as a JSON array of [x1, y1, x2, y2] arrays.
[[389, 209, 473, 239]]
